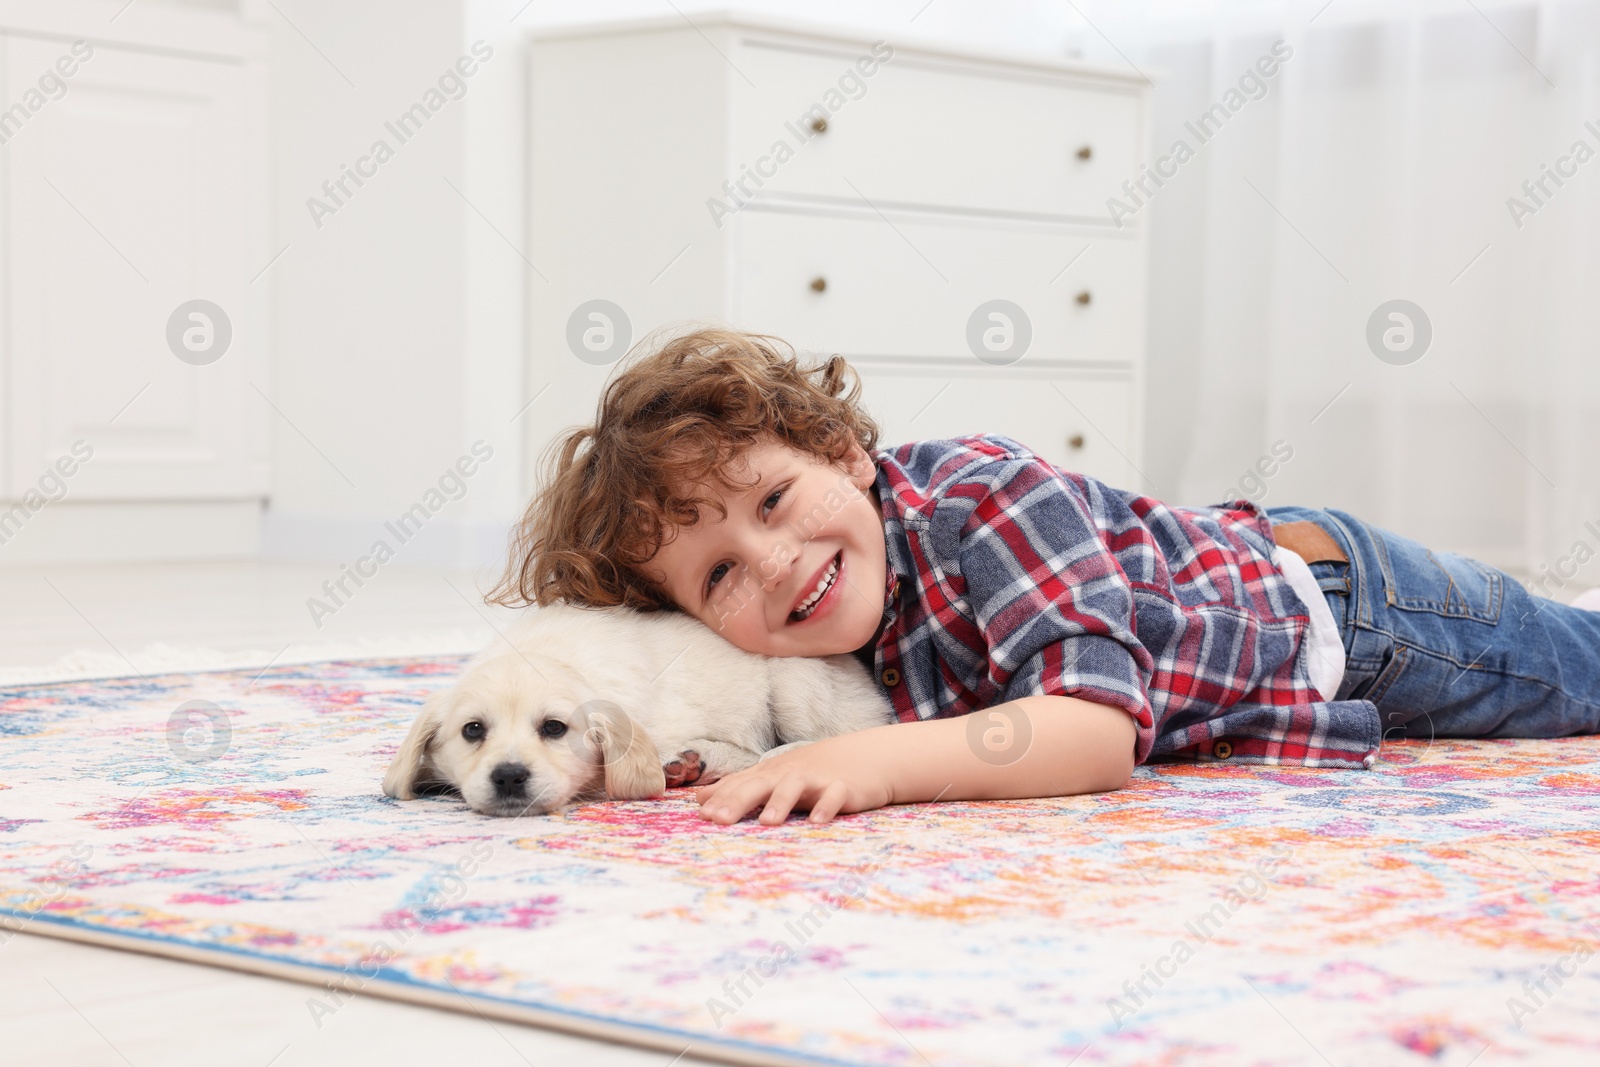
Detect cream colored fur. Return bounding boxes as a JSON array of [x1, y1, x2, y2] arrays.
[[381, 604, 894, 817]]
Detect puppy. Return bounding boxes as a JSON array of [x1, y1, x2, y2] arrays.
[[382, 603, 894, 816]]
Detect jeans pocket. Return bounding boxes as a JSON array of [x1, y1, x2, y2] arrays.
[[1372, 528, 1503, 624]]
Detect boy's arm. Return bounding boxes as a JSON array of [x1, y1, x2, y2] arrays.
[[695, 694, 1136, 825]]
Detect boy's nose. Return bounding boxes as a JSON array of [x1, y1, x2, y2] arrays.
[[756, 540, 797, 590]]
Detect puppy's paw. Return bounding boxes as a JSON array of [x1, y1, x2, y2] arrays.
[[663, 750, 708, 788]]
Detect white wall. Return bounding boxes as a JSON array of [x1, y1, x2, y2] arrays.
[[253, 0, 528, 569]]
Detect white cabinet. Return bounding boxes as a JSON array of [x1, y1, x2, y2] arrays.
[[0, 4, 268, 560], [733, 210, 1143, 364], [528, 14, 1148, 488], [730, 39, 1142, 222], [856, 368, 1135, 485]]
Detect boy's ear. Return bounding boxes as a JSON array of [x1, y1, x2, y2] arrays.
[[843, 444, 876, 490]]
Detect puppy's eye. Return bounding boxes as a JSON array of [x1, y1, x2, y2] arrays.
[[462, 721, 485, 742], [539, 719, 568, 740]]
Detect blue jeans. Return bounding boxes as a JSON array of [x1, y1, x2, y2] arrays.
[[1266, 506, 1600, 741]]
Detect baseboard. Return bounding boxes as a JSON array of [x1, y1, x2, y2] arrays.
[[0, 501, 513, 569], [0, 500, 263, 563], [259, 509, 513, 570], [0, 631, 490, 687]]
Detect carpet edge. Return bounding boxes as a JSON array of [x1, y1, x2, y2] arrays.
[[5, 914, 844, 1067]]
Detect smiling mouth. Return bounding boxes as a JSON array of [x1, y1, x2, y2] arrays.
[[790, 551, 842, 623]]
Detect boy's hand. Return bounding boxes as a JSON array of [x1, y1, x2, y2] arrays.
[[693, 695, 1136, 826], [695, 736, 895, 825]]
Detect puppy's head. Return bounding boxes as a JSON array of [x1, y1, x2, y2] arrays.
[[381, 651, 665, 816]]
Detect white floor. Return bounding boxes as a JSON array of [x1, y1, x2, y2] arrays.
[[0, 561, 724, 1066]]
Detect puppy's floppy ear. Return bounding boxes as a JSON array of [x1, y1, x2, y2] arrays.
[[585, 704, 666, 801], [383, 690, 449, 800]]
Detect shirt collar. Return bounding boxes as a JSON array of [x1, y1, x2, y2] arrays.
[[873, 465, 915, 608], [882, 565, 901, 612]]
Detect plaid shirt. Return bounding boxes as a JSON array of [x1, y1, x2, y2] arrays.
[[868, 435, 1380, 768]]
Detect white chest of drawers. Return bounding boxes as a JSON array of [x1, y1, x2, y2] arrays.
[[527, 13, 1148, 487]]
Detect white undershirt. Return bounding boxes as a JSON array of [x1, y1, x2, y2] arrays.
[[1272, 545, 1346, 702]]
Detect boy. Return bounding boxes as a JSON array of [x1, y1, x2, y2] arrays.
[[491, 328, 1600, 826]]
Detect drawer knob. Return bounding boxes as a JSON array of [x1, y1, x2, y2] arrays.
[[1077, 145, 1093, 160], [1075, 290, 1092, 306], [810, 276, 827, 293], [810, 116, 828, 134], [1068, 434, 1086, 450]]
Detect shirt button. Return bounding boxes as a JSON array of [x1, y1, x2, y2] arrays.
[[881, 668, 900, 687], [1213, 740, 1233, 760]]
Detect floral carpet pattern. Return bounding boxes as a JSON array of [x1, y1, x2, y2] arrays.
[[2, 657, 1598, 1065]]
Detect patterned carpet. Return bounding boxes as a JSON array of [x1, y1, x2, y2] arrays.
[[2, 657, 1598, 1066]]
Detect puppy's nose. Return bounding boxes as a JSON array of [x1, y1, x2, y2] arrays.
[[489, 762, 530, 796]]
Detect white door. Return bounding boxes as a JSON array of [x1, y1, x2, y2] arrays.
[[3, 35, 260, 500]]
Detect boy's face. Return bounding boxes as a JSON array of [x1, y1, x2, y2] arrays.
[[645, 440, 889, 658]]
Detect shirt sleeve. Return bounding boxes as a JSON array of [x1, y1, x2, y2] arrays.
[[937, 451, 1158, 756]]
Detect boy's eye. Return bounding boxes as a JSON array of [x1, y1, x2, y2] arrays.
[[761, 489, 783, 516], [706, 561, 731, 593]]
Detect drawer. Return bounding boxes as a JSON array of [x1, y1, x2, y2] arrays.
[[731, 40, 1140, 222], [735, 210, 1143, 365], [857, 370, 1136, 488]]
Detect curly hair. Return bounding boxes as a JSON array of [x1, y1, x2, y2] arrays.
[[488, 327, 879, 611]]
